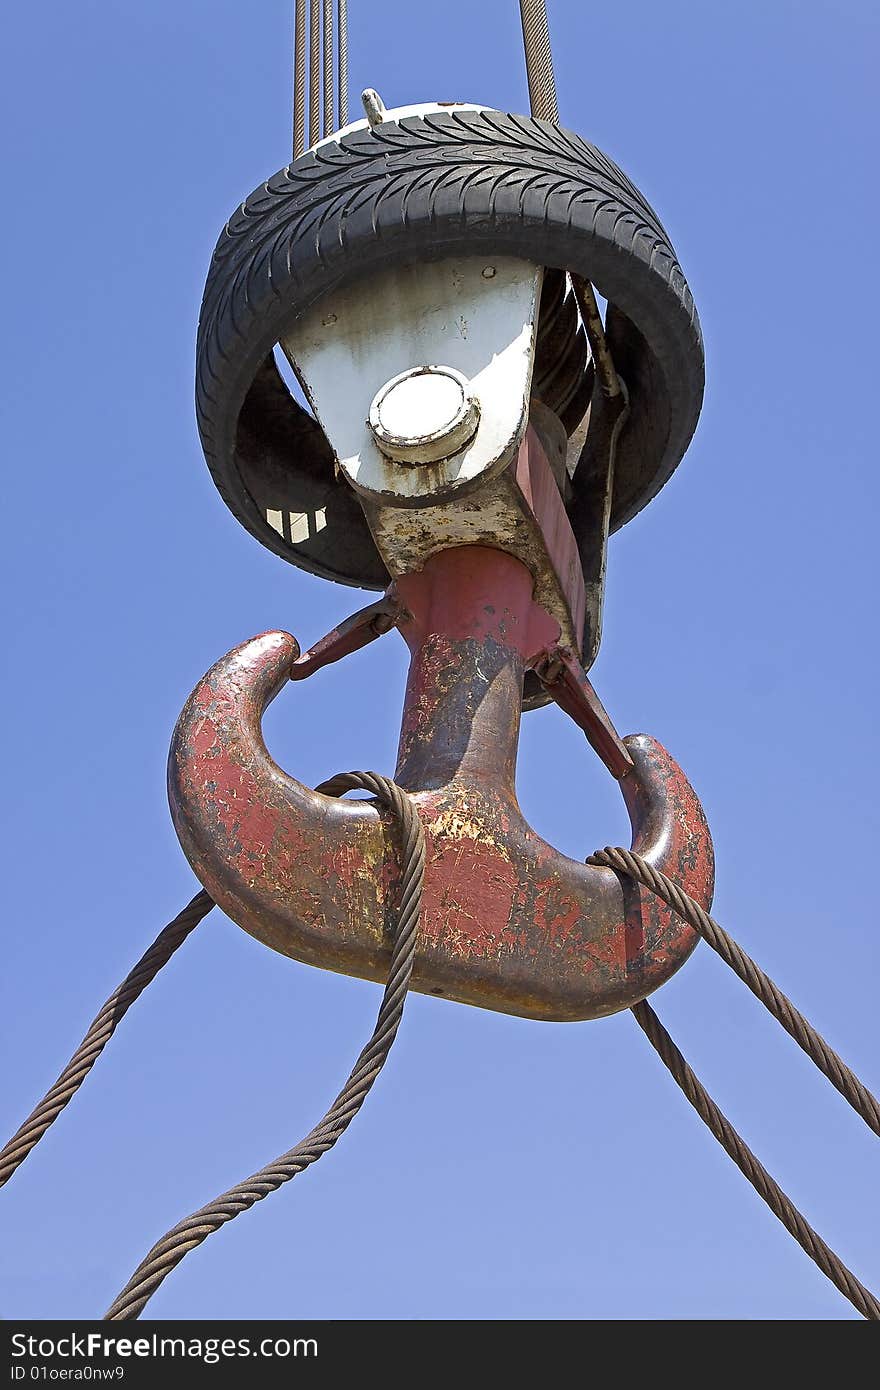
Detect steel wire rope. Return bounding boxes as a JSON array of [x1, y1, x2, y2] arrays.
[[293, 0, 307, 156], [519, 0, 559, 123], [632, 999, 880, 1320], [588, 847, 880, 1137], [323, 0, 334, 138], [309, 0, 321, 147], [0, 893, 214, 1189], [104, 773, 424, 1320], [582, 846, 879, 1318], [338, 0, 348, 127]]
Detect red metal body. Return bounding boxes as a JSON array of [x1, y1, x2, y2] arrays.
[[169, 544, 714, 1021], [534, 645, 634, 779]]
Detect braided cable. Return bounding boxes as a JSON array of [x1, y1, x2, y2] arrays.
[[309, 0, 320, 147], [632, 999, 880, 1320], [104, 773, 424, 1321], [293, 0, 307, 157], [518, 0, 559, 123], [589, 847, 880, 1138], [323, 0, 334, 138], [0, 892, 213, 1190], [338, 0, 348, 128]]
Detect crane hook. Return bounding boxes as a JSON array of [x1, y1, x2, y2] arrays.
[[169, 544, 714, 1021]]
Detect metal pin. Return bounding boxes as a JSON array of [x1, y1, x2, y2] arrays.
[[361, 89, 387, 128]]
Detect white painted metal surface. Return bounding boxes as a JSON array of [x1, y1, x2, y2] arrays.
[[281, 256, 542, 505]]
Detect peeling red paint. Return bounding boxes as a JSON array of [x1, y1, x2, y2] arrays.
[[169, 550, 714, 1021]]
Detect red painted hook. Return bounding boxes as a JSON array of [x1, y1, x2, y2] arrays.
[[169, 547, 714, 1021]]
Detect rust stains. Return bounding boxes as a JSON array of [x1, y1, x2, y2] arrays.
[[169, 549, 714, 1021]]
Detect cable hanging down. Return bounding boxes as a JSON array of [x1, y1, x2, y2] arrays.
[[323, 0, 334, 139], [338, 0, 348, 127], [293, 0, 348, 156], [293, 0, 307, 157], [309, 0, 320, 149], [0, 892, 214, 1190], [590, 846, 880, 1138], [104, 773, 424, 1321], [586, 846, 880, 1319], [632, 1000, 880, 1321]]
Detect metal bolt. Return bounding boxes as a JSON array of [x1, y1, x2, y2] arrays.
[[482, 266, 497, 279], [361, 89, 387, 128]]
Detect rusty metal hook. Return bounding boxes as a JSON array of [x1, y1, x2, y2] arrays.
[[169, 546, 714, 1021]]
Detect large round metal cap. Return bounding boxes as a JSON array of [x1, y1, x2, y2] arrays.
[[368, 366, 480, 465]]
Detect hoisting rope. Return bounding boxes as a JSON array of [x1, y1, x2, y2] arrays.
[[582, 847, 880, 1320], [338, 0, 349, 127], [292, 3, 556, 150], [323, 0, 334, 139], [0, 891, 214, 1191], [103, 772, 424, 1321], [293, 0, 306, 158], [519, 0, 559, 124], [631, 1000, 880, 1321], [309, 0, 320, 149], [294, 0, 347, 155]]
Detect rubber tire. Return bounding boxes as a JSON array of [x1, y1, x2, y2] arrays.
[[196, 109, 704, 585]]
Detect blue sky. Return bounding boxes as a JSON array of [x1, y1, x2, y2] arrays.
[[1, 0, 878, 1320]]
